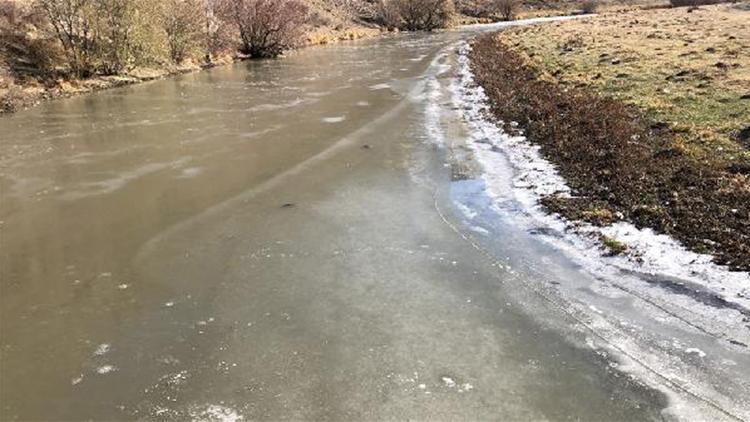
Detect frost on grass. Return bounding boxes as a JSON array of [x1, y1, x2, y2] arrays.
[[369, 83, 391, 91]]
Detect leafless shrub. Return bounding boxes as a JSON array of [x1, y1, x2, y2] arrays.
[[217, 0, 309, 58], [669, 0, 724, 6], [161, 0, 204, 64], [492, 0, 517, 21], [204, 0, 235, 61], [35, 0, 98, 77], [95, 0, 140, 75], [375, 0, 401, 28], [377, 0, 454, 31], [35, 0, 157, 76], [327, 0, 372, 19], [581, 0, 598, 14], [1, 1, 59, 78], [455, 0, 492, 17]]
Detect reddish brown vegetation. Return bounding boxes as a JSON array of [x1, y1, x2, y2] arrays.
[[217, 0, 309, 58], [470, 34, 750, 271], [377, 0, 454, 31]]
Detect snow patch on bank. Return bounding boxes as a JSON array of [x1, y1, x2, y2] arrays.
[[451, 42, 749, 311], [423, 51, 455, 148]]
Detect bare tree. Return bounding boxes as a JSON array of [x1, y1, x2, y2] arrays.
[[35, 0, 143, 75], [379, 0, 454, 31], [161, 0, 204, 64], [581, 0, 598, 14], [95, 0, 138, 74], [203, 0, 233, 62], [492, 0, 516, 21], [375, 0, 401, 28], [35, 0, 98, 76], [326, 0, 370, 20], [455, 0, 492, 17], [217, 0, 308, 58]]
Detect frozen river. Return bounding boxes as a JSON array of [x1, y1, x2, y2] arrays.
[[1, 19, 747, 421]]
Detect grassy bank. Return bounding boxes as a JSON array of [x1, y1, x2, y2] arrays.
[[501, 2, 750, 161], [515, 0, 669, 18], [469, 2, 750, 271]]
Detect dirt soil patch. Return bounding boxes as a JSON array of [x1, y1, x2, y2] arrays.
[[469, 27, 750, 271]]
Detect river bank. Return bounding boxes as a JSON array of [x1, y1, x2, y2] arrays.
[[0, 24, 382, 115], [467, 3, 750, 273]]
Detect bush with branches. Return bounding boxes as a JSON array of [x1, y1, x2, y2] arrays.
[[35, 0, 99, 77], [492, 0, 517, 21], [456, 0, 492, 17], [217, 0, 309, 58], [203, 0, 235, 62], [581, 0, 598, 13], [377, 0, 454, 31], [161, 0, 205, 64]]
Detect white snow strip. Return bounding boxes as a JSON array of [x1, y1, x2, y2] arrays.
[[422, 51, 454, 148], [685, 348, 707, 358], [369, 83, 391, 91], [178, 167, 203, 179], [322, 116, 346, 124]]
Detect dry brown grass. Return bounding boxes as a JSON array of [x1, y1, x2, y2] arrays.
[[501, 2, 750, 161], [470, 5, 750, 270], [516, 0, 670, 18]]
